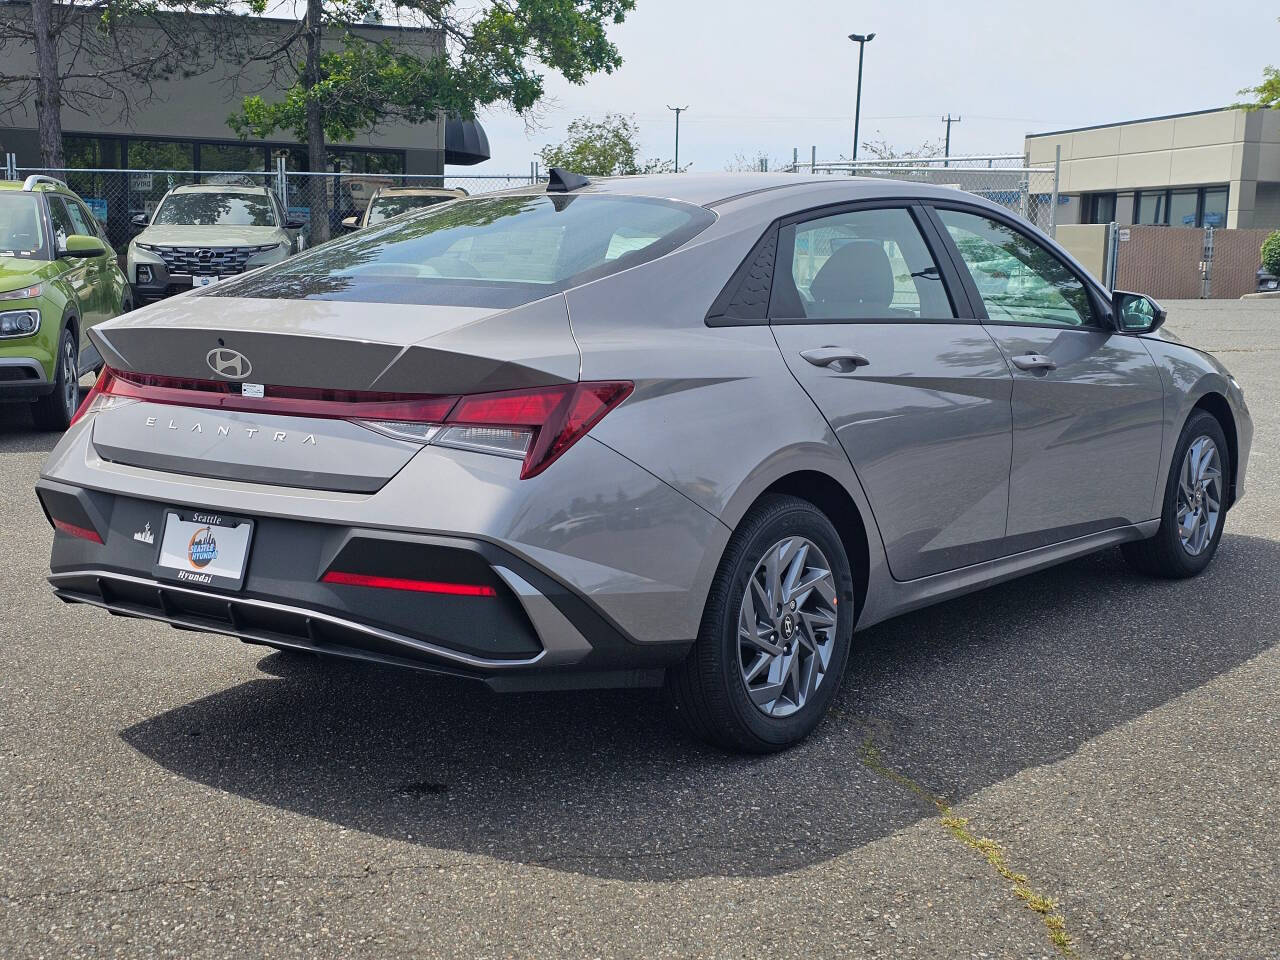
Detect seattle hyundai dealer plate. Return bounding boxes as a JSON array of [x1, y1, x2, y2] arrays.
[[154, 511, 253, 589]]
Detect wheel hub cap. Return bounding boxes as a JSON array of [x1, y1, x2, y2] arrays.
[[1176, 436, 1222, 557], [737, 536, 839, 718]]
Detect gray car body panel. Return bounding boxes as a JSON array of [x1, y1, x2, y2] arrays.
[[40, 174, 1254, 679]]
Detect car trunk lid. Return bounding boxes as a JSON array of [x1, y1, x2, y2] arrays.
[[85, 293, 579, 492]]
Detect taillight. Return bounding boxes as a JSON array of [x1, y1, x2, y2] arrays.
[[429, 381, 633, 479], [84, 365, 632, 479]]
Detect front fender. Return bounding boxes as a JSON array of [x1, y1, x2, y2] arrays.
[[1142, 337, 1253, 512]]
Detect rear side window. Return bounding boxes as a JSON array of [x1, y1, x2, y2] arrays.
[[772, 207, 954, 320], [212, 194, 715, 307]]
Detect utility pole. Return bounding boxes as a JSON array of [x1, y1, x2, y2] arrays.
[[942, 114, 961, 167], [848, 32, 876, 162], [667, 105, 688, 172]]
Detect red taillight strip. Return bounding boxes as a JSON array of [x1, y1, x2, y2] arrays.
[[52, 518, 103, 544], [321, 570, 498, 597], [99, 368, 458, 422]]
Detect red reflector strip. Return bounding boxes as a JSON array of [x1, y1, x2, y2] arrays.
[[320, 570, 497, 597], [52, 518, 103, 544]]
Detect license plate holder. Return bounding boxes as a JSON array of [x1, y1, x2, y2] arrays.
[[153, 509, 254, 590], [193, 275, 220, 287]]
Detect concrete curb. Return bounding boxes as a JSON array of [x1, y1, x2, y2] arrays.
[[1240, 291, 1280, 299]]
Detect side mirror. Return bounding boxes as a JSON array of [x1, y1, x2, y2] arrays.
[[60, 234, 106, 258], [1112, 290, 1166, 334], [130, 213, 149, 227], [341, 216, 359, 230], [285, 218, 306, 230]]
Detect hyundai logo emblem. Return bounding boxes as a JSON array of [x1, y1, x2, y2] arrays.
[[206, 347, 252, 380]]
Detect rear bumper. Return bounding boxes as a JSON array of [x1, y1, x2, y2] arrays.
[[37, 475, 695, 691]]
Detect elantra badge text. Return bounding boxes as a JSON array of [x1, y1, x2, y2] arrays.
[[145, 415, 316, 445]]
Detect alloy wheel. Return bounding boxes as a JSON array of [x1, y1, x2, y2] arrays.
[[1177, 435, 1222, 557], [61, 336, 78, 418], [737, 536, 839, 718]]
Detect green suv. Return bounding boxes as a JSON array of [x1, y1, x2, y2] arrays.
[[0, 175, 130, 429]]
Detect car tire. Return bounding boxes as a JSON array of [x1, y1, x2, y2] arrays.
[[666, 494, 855, 753], [30, 327, 79, 432], [1121, 410, 1230, 579]]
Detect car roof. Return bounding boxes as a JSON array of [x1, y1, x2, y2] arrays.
[[477, 172, 1011, 211], [374, 186, 466, 198], [0, 178, 79, 199], [169, 183, 269, 195]]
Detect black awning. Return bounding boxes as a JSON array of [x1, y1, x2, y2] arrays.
[[445, 117, 491, 166]]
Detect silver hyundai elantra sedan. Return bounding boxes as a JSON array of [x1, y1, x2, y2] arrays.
[[38, 170, 1253, 752]]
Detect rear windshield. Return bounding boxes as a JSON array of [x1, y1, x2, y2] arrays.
[[211, 194, 715, 307], [0, 193, 46, 259], [153, 192, 277, 227], [366, 194, 454, 225]]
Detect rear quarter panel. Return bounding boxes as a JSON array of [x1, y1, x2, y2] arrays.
[[567, 216, 893, 624]]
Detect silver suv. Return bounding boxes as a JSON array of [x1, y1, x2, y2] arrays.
[[127, 184, 303, 303], [41, 171, 1253, 752]]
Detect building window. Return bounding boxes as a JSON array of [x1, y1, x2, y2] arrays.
[[1134, 186, 1229, 227], [1086, 193, 1117, 223], [1136, 190, 1167, 225], [1169, 189, 1199, 227], [198, 142, 268, 172], [1201, 187, 1228, 227]]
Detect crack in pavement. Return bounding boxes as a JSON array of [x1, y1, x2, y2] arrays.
[[857, 734, 1078, 957]]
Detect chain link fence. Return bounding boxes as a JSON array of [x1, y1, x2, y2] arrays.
[[3, 160, 540, 250], [785, 155, 1061, 234]]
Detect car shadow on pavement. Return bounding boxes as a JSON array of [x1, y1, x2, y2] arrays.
[[121, 532, 1279, 882]]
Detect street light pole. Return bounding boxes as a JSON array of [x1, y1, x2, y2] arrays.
[[848, 32, 875, 163], [667, 105, 688, 171]]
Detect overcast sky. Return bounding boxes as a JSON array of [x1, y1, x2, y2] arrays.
[[462, 0, 1277, 174]]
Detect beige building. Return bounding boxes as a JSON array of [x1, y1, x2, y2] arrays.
[[1025, 107, 1280, 230]]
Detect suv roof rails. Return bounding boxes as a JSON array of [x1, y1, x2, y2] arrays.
[[22, 174, 68, 193], [546, 167, 590, 193]]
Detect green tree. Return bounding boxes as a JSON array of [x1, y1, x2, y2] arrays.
[[1262, 230, 1280, 275], [539, 114, 680, 176], [231, 1, 635, 240], [1237, 65, 1280, 109]]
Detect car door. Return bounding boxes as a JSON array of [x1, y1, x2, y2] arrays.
[[768, 202, 1015, 581], [64, 197, 117, 324], [47, 197, 98, 334], [930, 206, 1165, 553]]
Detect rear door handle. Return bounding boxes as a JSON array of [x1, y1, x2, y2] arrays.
[[1010, 353, 1057, 372], [800, 347, 870, 372]]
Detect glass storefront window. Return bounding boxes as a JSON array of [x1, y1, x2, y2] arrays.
[[1201, 187, 1228, 228], [199, 143, 267, 172], [1169, 190, 1199, 227], [1136, 190, 1167, 225], [1087, 193, 1116, 224]]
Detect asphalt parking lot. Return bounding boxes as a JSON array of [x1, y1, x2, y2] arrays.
[[0, 300, 1276, 959]]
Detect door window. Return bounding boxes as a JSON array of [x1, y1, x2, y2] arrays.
[[936, 209, 1094, 328], [63, 200, 98, 239], [774, 207, 954, 320], [47, 197, 77, 246]]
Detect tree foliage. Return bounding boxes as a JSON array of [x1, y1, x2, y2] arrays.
[[1262, 230, 1280, 275], [230, 1, 635, 149], [539, 113, 679, 176], [1237, 64, 1280, 110]]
